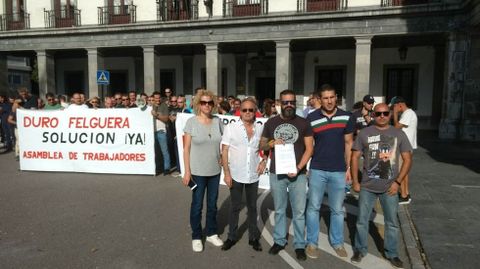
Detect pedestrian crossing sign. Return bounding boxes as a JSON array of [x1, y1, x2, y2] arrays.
[[96, 70, 110, 85]]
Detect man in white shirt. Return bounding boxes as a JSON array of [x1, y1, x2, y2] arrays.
[[67, 93, 89, 110], [390, 96, 417, 204], [221, 98, 267, 252]]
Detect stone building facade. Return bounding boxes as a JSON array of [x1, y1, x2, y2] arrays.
[[0, 0, 479, 140]]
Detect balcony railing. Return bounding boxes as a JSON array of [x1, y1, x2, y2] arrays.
[[223, 0, 268, 17], [0, 12, 30, 31], [298, 0, 347, 12], [157, 0, 198, 21], [381, 0, 435, 6], [98, 5, 136, 25], [44, 8, 81, 28]]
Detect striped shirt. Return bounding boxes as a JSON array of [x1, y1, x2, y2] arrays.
[[306, 108, 355, 172]]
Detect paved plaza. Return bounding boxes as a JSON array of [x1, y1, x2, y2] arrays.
[[0, 130, 478, 268]]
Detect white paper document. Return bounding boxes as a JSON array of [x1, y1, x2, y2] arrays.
[[275, 143, 297, 174]]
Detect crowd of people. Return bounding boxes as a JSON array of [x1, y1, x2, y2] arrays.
[[179, 86, 417, 269], [0, 84, 418, 268]]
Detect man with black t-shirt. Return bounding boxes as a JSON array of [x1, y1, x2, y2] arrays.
[[259, 89, 313, 261]]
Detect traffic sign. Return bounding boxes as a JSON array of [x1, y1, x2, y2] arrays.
[[96, 70, 110, 85]]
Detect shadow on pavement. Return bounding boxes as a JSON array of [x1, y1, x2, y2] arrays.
[[418, 130, 480, 174]]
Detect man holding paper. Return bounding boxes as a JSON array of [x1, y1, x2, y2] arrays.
[[259, 89, 313, 261], [305, 84, 355, 259]]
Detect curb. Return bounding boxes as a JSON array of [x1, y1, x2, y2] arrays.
[[398, 205, 429, 269]]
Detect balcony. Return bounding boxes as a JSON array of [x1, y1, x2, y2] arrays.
[[223, 0, 268, 17], [44, 8, 81, 28], [0, 12, 30, 31], [157, 0, 198, 21], [98, 5, 136, 25], [381, 0, 435, 6], [297, 0, 347, 12]]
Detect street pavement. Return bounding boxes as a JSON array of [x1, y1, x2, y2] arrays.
[[405, 131, 480, 269], [0, 148, 409, 269]]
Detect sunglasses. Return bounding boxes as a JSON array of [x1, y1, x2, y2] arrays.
[[374, 111, 390, 117], [47, 98, 54, 101], [200, 100, 214, 106], [281, 100, 296, 106], [241, 108, 255, 113]]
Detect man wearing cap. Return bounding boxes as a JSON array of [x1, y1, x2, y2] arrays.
[[389, 96, 417, 205], [352, 95, 375, 135]]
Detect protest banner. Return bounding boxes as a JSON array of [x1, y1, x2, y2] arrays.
[[17, 107, 155, 175], [175, 113, 271, 189]]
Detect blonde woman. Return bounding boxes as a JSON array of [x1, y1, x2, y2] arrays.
[[182, 89, 224, 252]]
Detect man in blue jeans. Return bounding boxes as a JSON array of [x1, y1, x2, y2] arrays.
[[151, 91, 171, 175], [305, 84, 355, 259], [260, 89, 313, 261], [350, 103, 412, 268]]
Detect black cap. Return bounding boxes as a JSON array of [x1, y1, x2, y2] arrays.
[[363, 94, 375, 104], [389, 96, 406, 106]]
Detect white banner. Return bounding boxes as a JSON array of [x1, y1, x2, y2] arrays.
[[17, 107, 156, 175], [175, 113, 271, 189]]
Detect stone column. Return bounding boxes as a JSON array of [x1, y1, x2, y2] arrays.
[[87, 48, 104, 99], [143, 46, 158, 95], [460, 33, 480, 141], [354, 36, 372, 107], [182, 55, 193, 95], [205, 43, 220, 95], [36, 50, 56, 97], [0, 53, 8, 94], [275, 40, 291, 98], [439, 33, 468, 139]]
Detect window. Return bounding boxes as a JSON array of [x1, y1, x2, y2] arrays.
[[315, 66, 346, 106], [55, 0, 76, 18], [160, 69, 175, 94], [384, 65, 418, 109], [8, 0, 25, 21], [111, 0, 127, 15]]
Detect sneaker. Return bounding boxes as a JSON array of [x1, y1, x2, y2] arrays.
[[351, 251, 364, 264], [268, 243, 285, 255], [248, 239, 262, 251], [221, 239, 236, 251], [192, 239, 203, 252], [399, 194, 411, 205], [387, 257, 404, 268], [295, 248, 307, 261], [206, 234, 223, 247], [334, 246, 348, 257], [305, 245, 320, 259]]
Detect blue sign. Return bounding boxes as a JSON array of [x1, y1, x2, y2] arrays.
[[96, 70, 110, 85]]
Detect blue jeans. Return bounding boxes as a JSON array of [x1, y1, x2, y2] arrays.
[[190, 174, 220, 240], [269, 173, 307, 249], [354, 188, 400, 258], [155, 130, 170, 171], [306, 169, 346, 248]]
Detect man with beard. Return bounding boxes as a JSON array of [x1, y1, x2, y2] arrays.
[[350, 103, 412, 268], [259, 89, 313, 261], [305, 84, 355, 259]]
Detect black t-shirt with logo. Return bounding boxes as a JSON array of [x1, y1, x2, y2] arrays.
[[261, 115, 313, 175]]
